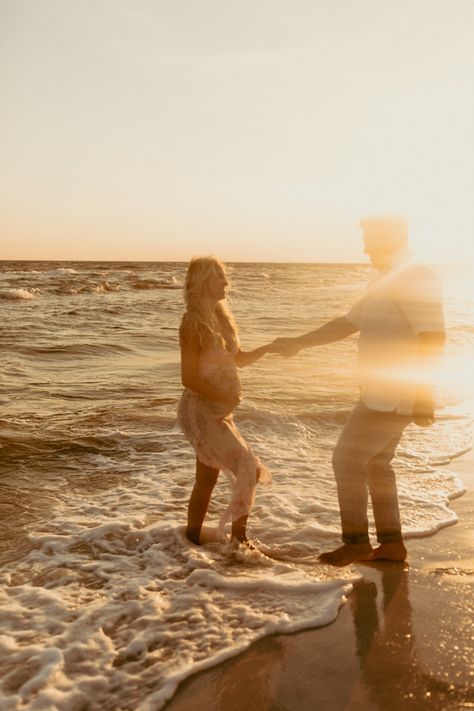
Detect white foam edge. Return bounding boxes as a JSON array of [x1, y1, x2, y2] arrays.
[[137, 581, 353, 711], [186, 568, 353, 594], [418, 468, 466, 496], [401, 466, 467, 539]]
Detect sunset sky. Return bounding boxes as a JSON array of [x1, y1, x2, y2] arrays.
[[1, 0, 473, 263]]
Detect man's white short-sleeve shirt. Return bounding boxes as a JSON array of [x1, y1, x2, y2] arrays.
[[345, 254, 445, 415]]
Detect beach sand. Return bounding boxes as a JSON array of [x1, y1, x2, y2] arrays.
[[165, 448, 474, 711]]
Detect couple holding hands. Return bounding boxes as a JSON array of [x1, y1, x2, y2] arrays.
[[177, 217, 445, 566]]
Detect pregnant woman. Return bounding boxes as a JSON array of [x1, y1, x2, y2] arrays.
[[178, 256, 273, 545]]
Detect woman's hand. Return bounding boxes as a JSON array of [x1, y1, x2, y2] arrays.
[[235, 344, 271, 368], [235, 337, 303, 368], [219, 390, 241, 409]]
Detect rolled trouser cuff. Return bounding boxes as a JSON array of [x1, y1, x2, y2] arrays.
[[377, 531, 403, 544], [342, 533, 371, 545]]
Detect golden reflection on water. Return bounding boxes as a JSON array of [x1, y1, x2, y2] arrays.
[[439, 352, 474, 405]]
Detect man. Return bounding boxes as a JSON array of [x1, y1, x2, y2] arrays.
[[272, 217, 445, 565]]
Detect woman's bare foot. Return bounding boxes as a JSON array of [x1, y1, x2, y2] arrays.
[[186, 525, 225, 545], [318, 542, 373, 566], [360, 541, 408, 562], [233, 537, 258, 551], [231, 515, 248, 543]]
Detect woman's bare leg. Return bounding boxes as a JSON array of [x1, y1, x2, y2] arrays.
[[231, 515, 248, 542], [186, 459, 219, 545], [231, 466, 262, 542]]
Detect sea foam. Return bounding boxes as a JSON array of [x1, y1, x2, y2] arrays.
[[0, 516, 355, 711]]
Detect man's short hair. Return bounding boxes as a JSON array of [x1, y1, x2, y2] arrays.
[[359, 216, 408, 248]]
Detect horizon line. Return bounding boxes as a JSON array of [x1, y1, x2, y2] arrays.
[[0, 257, 368, 265], [0, 258, 461, 266]]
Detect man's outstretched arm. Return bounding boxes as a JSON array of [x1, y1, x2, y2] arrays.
[[270, 316, 359, 357]]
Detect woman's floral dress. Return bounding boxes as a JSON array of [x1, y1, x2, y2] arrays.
[[178, 339, 271, 536]]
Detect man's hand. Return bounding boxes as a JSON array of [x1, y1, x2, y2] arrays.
[[268, 337, 301, 358], [266, 317, 358, 358], [413, 389, 435, 427]]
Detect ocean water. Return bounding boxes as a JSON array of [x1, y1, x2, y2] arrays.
[[0, 260, 472, 710]]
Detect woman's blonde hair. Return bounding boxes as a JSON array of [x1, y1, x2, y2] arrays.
[[180, 256, 239, 349]]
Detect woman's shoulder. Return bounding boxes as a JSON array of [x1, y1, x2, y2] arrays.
[[179, 311, 201, 347]]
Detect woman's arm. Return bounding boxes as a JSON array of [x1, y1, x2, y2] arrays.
[[234, 343, 272, 369], [181, 332, 240, 406]]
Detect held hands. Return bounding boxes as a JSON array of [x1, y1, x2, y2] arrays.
[[267, 337, 302, 358]]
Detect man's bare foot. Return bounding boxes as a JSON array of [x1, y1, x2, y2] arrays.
[[318, 542, 373, 567], [360, 541, 408, 562]]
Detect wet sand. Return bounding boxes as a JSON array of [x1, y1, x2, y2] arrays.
[[165, 448, 474, 711]]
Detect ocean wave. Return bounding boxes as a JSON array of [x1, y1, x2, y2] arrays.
[[0, 420, 169, 461], [237, 403, 351, 428], [129, 277, 181, 290], [14, 342, 134, 358], [47, 278, 180, 295], [92, 282, 121, 293], [53, 281, 121, 295], [0, 288, 37, 300], [0, 267, 183, 297]]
